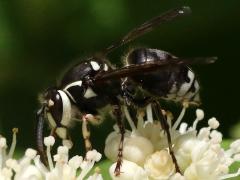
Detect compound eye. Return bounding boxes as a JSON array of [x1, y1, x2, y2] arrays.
[[48, 92, 63, 125]]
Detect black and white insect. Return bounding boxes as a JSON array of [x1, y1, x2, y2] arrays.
[[36, 6, 217, 175]]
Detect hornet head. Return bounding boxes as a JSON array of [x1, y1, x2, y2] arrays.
[[36, 87, 73, 163]]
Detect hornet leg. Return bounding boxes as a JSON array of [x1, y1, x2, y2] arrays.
[[152, 101, 181, 173], [112, 103, 125, 176], [82, 115, 93, 152], [82, 114, 102, 152], [36, 107, 48, 166]]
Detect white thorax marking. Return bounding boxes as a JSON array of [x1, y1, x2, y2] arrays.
[[58, 90, 72, 127], [90, 61, 100, 71], [84, 87, 97, 99], [64, 80, 82, 90], [104, 63, 109, 71], [63, 80, 83, 103]]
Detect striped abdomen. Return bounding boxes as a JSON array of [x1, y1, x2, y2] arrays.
[[125, 48, 200, 104]]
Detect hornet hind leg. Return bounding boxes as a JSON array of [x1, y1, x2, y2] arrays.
[[151, 101, 181, 173]]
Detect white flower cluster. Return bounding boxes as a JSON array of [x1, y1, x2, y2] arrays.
[[105, 105, 240, 180], [0, 129, 103, 180]]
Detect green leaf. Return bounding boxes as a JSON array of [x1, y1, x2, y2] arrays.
[[97, 160, 112, 179], [222, 140, 240, 180], [87, 159, 112, 179]]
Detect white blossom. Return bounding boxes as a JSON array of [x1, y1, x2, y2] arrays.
[[0, 130, 103, 180], [0, 105, 239, 179], [144, 150, 175, 179], [106, 106, 240, 180], [104, 129, 154, 166], [109, 159, 148, 180]]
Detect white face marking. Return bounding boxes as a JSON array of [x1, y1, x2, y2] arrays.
[[83, 87, 97, 99], [177, 70, 195, 96], [48, 99, 54, 107], [58, 90, 72, 127], [104, 64, 108, 71], [56, 127, 67, 139], [90, 61, 100, 71]]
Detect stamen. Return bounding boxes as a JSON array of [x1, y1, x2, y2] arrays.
[[68, 155, 83, 169], [146, 104, 153, 123], [18, 148, 37, 167], [25, 148, 37, 159], [86, 149, 102, 162], [179, 122, 188, 134], [196, 109, 204, 120], [8, 128, 18, 159], [78, 160, 95, 180], [0, 137, 7, 169], [210, 130, 222, 144], [172, 106, 187, 130], [78, 150, 102, 180], [33, 155, 48, 173], [123, 105, 136, 130], [208, 117, 219, 129], [44, 136, 55, 170], [6, 158, 20, 172], [44, 136, 55, 147], [192, 109, 204, 130], [198, 127, 211, 140], [137, 110, 145, 129], [53, 146, 69, 170]]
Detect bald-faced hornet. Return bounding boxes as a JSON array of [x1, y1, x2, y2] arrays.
[[36, 6, 217, 175]]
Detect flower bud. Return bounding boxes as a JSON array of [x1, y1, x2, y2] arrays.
[[109, 160, 148, 180], [144, 150, 175, 179], [105, 131, 153, 166]]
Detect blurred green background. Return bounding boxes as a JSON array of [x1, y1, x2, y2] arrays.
[[0, 0, 239, 151]]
